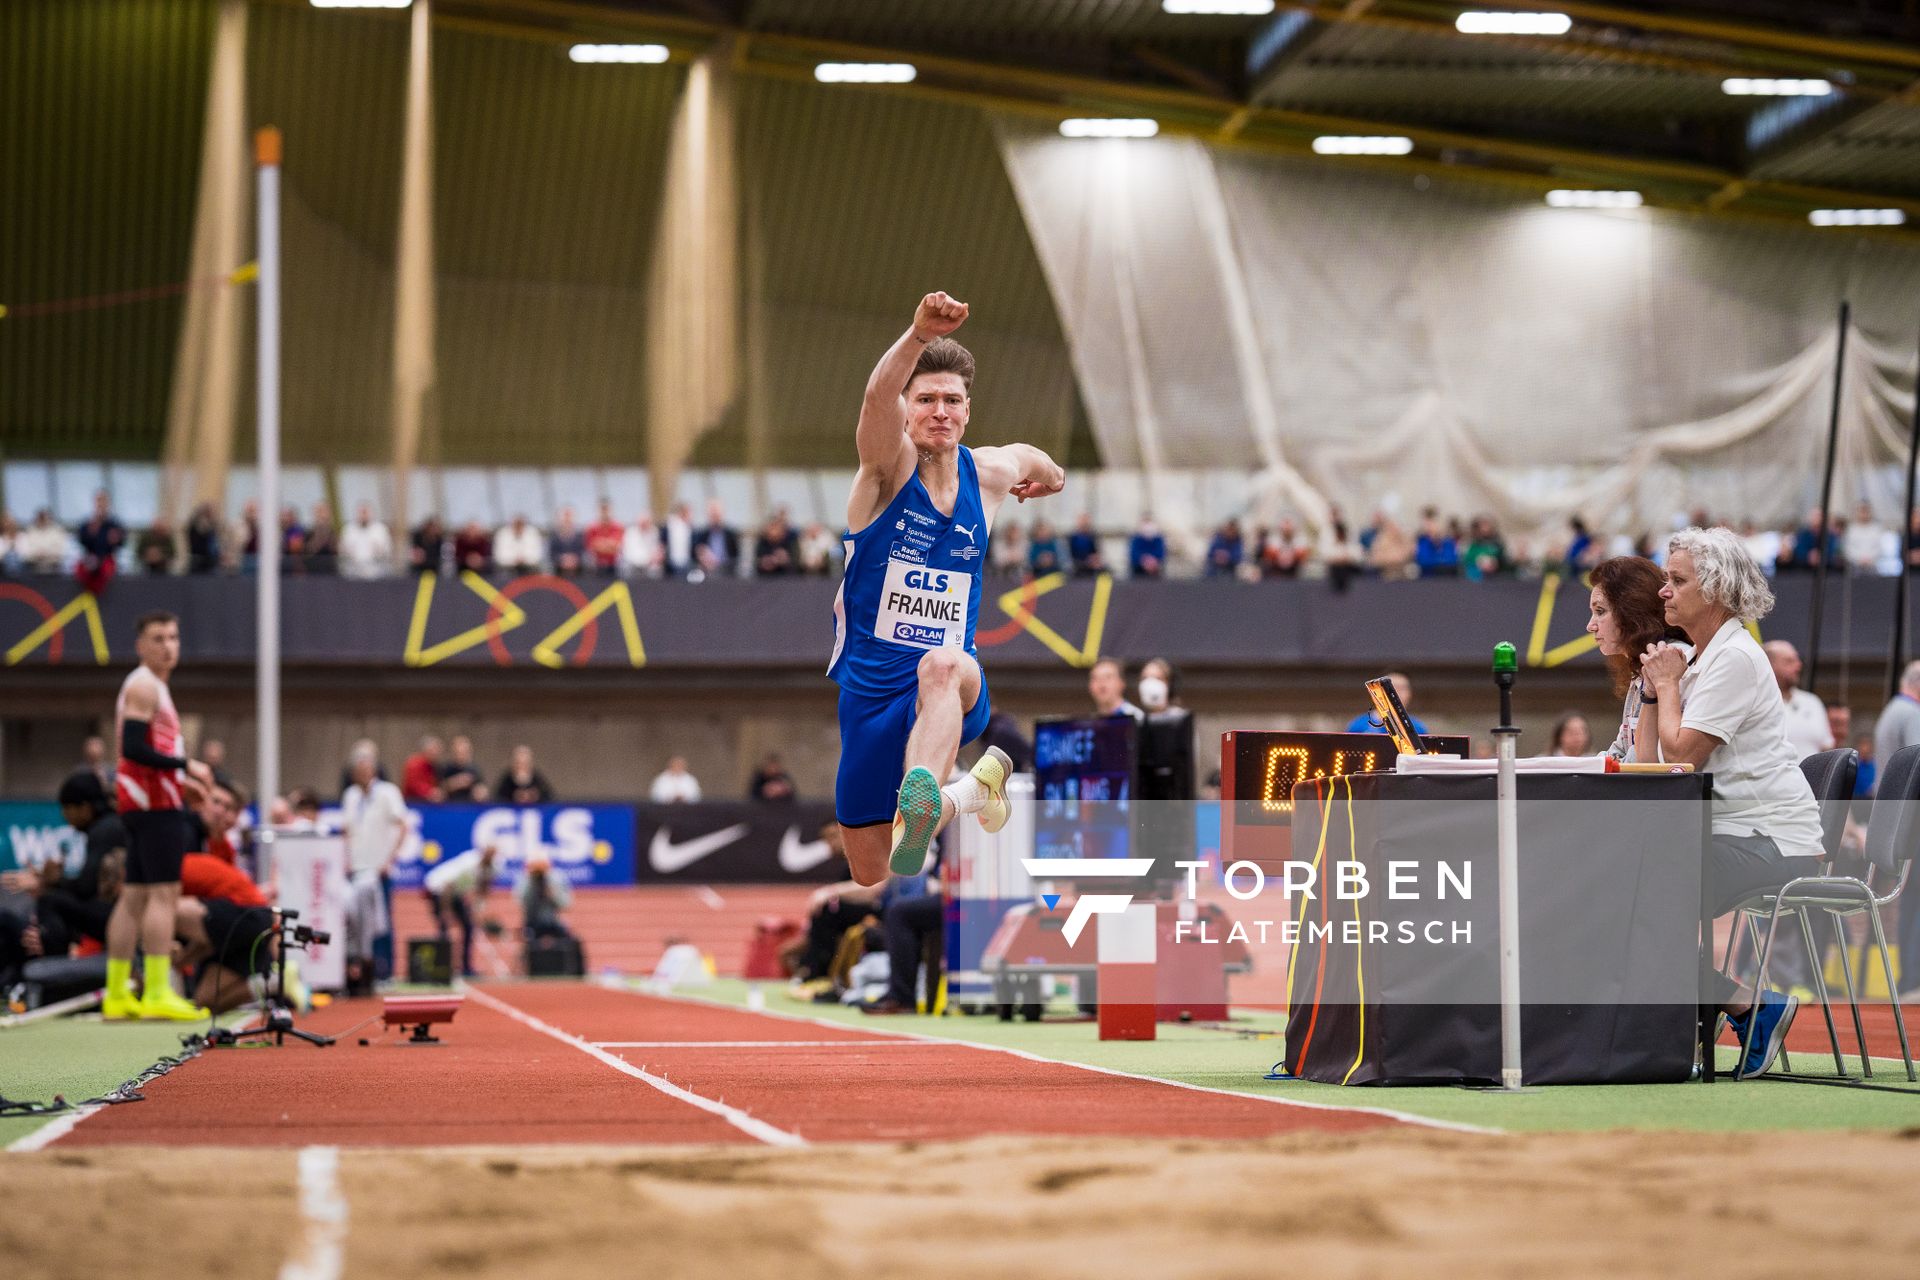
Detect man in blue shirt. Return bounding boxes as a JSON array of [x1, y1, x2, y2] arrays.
[[1067, 513, 1103, 576], [1128, 516, 1166, 578], [1345, 672, 1430, 736]]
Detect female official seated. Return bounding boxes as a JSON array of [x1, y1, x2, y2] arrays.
[[1638, 527, 1825, 1079], [1585, 555, 1690, 763]]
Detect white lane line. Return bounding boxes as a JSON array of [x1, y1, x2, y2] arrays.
[[626, 986, 1503, 1137], [591, 1039, 934, 1048], [4, 1105, 103, 1153], [277, 1145, 347, 1280], [465, 986, 807, 1148]]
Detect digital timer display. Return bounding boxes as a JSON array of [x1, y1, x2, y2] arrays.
[[1255, 744, 1382, 813], [1221, 731, 1471, 829]]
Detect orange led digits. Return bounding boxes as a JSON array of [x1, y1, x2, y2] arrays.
[[1331, 750, 1378, 777], [1261, 746, 1310, 813]]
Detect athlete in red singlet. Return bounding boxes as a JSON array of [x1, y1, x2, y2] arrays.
[[104, 611, 214, 1020]]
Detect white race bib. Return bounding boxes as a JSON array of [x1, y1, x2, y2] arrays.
[[874, 559, 971, 650]]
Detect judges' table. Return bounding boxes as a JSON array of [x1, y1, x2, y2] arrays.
[[1283, 771, 1710, 1086]]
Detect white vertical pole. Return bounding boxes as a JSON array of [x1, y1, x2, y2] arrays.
[[1495, 725, 1522, 1090], [255, 127, 282, 856]]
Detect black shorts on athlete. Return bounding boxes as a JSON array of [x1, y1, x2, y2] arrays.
[[200, 897, 277, 978], [122, 809, 193, 885]]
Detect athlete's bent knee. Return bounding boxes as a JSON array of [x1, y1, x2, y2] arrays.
[[841, 824, 890, 887], [917, 648, 967, 688]]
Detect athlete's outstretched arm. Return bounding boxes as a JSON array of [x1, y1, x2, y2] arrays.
[[974, 443, 1066, 514], [854, 292, 969, 473]]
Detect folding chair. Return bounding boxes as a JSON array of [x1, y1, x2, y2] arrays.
[[1721, 748, 1854, 1075], [1744, 745, 1917, 1082]]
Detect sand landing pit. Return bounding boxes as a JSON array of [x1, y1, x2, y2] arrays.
[[8, 1129, 1920, 1279]]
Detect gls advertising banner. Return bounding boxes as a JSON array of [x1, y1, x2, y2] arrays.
[[397, 804, 637, 889]]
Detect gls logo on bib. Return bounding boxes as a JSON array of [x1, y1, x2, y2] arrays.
[[875, 557, 971, 650]]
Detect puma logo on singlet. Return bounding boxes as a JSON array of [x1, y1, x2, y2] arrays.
[[954, 523, 977, 543]]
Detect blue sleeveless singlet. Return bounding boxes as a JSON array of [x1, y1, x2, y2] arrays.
[[828, 446, 988, 694]]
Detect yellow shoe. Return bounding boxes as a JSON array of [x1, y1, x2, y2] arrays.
[[138, 987, 210, 1022], [283, 956, 311, 1013], [972, 746, 1014, 834], [101, 989, 143, 1020]]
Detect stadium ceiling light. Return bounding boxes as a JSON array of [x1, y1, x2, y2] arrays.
[[1721, 77, 1834, 96], [1059, 118, 1161, 138], [569, 44, 670, 64], [1161, 0, 1277, 14], [814, 62, 917, 84], [1311, 135, 1415, 155], [1545, 189, 1644, 208], [1454, 11, 1573, 36], [1808, 209, 1906, 227], [310, 0, 411, 8]]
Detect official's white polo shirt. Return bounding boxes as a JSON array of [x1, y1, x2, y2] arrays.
[[1779, 687, 1835, 760], [1677, 618, 1825, 858]]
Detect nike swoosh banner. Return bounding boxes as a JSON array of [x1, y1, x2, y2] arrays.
[[633, 800, 843, 884], [3, 572, 1911, 672]]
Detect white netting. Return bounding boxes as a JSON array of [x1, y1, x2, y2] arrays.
[[996, 120, 1920, 548]]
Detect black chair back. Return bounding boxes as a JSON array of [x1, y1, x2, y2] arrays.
[[1799, 747, 1859, 861], [1866, 744, 1920, 875]]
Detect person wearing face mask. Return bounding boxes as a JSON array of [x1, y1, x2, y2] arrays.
[[1129, 515, 1166, 579], [1135, 657, 1195, 803], [1137, 658, 1176, 715]]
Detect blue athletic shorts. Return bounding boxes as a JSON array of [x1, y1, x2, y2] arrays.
[[835, 678, 992, 828]]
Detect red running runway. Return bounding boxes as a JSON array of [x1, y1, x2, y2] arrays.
[[57, 982, 1404, 1149]]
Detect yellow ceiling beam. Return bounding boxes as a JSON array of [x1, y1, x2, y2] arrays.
[[1275, 2, 1867, 89], [1466, 0, 1920, 72], [259, 0, 1920, 218]]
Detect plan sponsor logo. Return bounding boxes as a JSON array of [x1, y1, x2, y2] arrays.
[[894, 623, 951, 646]]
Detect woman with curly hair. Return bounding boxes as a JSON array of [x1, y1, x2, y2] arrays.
[[1585, 555, 1688, 763]]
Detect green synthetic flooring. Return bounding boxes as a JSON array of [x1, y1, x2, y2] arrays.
[[683, 978, 1920, 1134], [0, 1015, 217, 1150], [3, 981, 1916, 1150]]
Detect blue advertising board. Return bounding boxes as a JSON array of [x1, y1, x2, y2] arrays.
[[1032, 717, 1136, 862], [396, 803, 637, 889], [0, 801, 75, 874]]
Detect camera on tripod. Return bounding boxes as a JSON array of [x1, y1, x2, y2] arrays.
[[278, 909, 330, 949], [204, 909, 336, 1049]]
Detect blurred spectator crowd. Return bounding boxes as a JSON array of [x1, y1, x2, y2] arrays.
[[0, 493, 844, 584], [1172, 502, 1920, 586], [6, 490, 1920, 589]]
